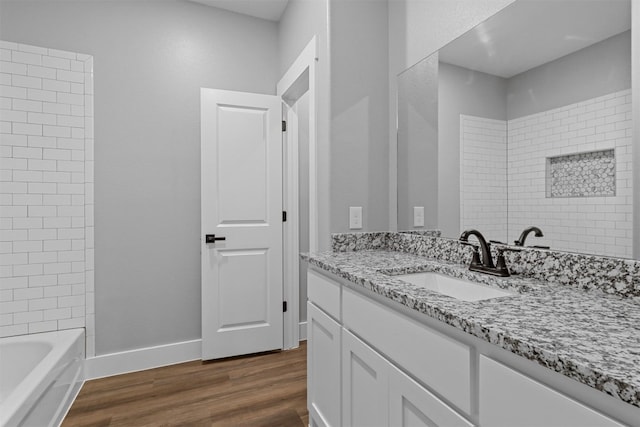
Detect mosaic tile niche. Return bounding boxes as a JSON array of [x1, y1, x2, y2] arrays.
[[546, 149, 616, 198]]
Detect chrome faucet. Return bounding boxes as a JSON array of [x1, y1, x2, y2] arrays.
[[459, 229, 510, 277], [514, 226, 544, 246]]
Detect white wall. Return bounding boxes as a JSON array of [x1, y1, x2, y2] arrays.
[[0, 42, 94, 347], [281, 0, 390, 236], [0, 0, 279, 355], [397, 55, 438, 231], [330, 0, 389, 233]]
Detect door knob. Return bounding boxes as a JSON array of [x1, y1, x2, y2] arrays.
[[205, 234, 226, 243]]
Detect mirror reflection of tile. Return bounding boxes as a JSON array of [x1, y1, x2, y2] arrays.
[[547, 149, 615, 198], [460, 89, 632, 258]]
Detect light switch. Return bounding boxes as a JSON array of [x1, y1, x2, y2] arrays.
[[349, 206, 362, 229], [414, 206, 424, 227]]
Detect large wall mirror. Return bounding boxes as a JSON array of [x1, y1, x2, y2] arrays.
[[397, 0, 636, 259]]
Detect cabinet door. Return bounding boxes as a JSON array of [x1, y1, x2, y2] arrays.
[[342, 329, 389, 427], [389, 364, 474, 427], [308, 302, 341, 427], [479, 356, 624, 427], [342, 287, 471, 414]]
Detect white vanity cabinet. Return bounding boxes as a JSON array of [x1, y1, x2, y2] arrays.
[[307, 301, 341, 427], [342, 329, 389, 427], [307, 267, 633, 427], [479, 356, 624, 427], [307, 269, 342, 427], [308, 268, 474, 427], [342, 286, 472, 414], [342, 328, 473, 427], [388, 360, 474, 427]]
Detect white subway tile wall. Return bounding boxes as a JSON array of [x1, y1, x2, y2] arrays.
[[508, 89, 632, 258], [460, 115, 508, 242], [0, 41, 95, 355], [459, 89, 632, 258]]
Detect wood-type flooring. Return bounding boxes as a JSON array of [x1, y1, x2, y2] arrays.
[[62, 343, 308, 427]]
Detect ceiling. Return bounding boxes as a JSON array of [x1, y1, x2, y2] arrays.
[[189, 0, 289, 21], [439, 0, 631, 78]]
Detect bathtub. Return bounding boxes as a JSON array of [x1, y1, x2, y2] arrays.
[[0, 329, 84, 427]]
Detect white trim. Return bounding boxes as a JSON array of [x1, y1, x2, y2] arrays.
[[84, 339, 202, 380], [283, 105, 300, 350], [389, 78, 398, 232], [632, 0, 640, 259], [278, 36, 318, 253], [276, 36, 317, 108], [459, 116, 465, 233], [277, 37, 318, 350], [299, 321, 307, 341]]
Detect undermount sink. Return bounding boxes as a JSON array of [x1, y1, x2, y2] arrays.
[[394, 272, 515, 302]]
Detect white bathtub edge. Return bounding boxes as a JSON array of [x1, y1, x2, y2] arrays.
[[84, 339, 202, 380], [0, 329, 85, 427], [55, 375, 84, 427]]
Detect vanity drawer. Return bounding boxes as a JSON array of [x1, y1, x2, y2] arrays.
[[342, 287, 472, 415], [308, 269, 341, 321], [479, 356, 624, 427]]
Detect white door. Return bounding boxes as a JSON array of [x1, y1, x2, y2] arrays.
[[201, 88, 283, 360]]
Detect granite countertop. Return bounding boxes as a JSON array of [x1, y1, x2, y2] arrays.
[[302, 249, 640, 409]]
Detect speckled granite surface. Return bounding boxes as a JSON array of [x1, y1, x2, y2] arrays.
[[331, 232, 640, 298], [302, 249, 640, 409], [331, 232, 391, 252], [500, 247, 640, 299]]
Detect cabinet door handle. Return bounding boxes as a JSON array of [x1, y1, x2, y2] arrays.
[[205, 234, 226, 243]]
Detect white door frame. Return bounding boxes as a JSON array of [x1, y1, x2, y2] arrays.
[[278, 37, 318, 349]]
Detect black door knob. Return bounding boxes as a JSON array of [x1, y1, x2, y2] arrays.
[[205, 234, 226, 243]]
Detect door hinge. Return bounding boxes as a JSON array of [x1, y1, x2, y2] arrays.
[[283, 301, 288, 312], [282, 120, 287, 132], [282, 211, 287, 222]]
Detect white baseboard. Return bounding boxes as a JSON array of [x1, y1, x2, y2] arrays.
[[84, 339, 202, 380], [299, 321, 307, 341]]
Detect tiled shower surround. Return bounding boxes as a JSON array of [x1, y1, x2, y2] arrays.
[[460, 89, 632, 258], [0, 41, 95, 355], [509, 89, 632, 258], [547, 149, 616, 198], [460, 115, 507, 242]]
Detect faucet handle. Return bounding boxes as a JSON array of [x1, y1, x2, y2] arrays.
[[470, 248, 481, 267], [495, 249, 510, 275]]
